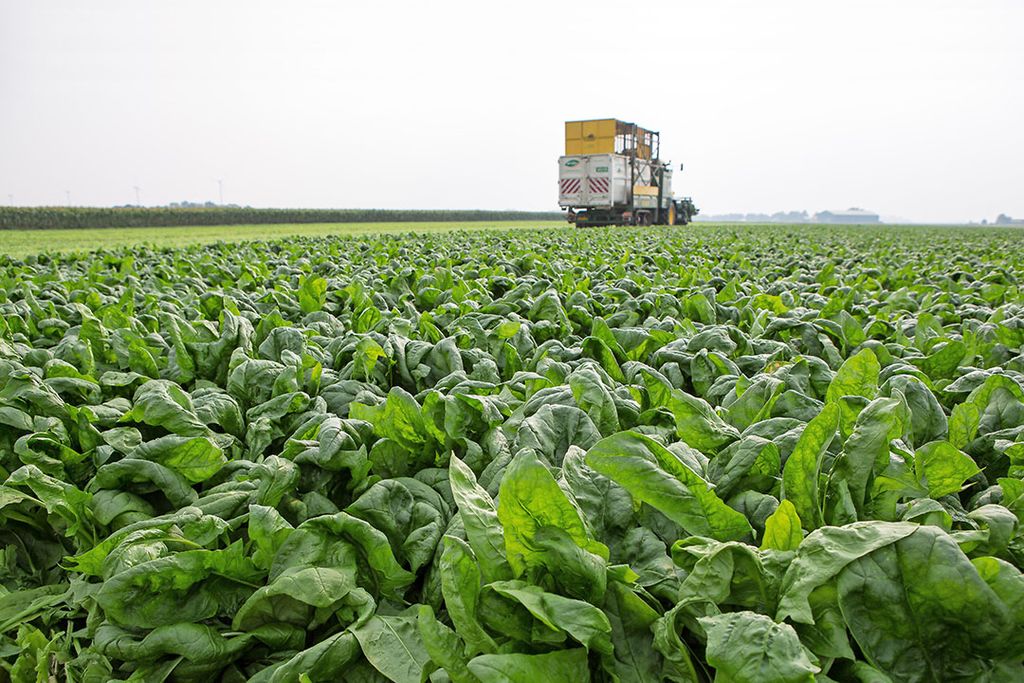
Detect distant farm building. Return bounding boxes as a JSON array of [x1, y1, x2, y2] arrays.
[[813, 208, 881, 224]]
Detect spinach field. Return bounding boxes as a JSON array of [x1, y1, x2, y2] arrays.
[[2, 224, 1023, 682]]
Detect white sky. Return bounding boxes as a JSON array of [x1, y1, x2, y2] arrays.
[[1, 0, 1022, 222]]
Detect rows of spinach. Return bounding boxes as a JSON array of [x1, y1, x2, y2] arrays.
[[1, 225, 1023, 682]]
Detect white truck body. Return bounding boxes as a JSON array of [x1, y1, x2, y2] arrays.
[[558, 154, 673, 209], [558, 154, 629, 208]]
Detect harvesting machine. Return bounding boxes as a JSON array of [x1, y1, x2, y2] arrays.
[[558, 118, 698, 226]]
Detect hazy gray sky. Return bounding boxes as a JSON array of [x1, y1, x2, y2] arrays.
[[1, 0, 1022, 222]]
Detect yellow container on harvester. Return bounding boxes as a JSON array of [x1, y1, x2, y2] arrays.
[[584, 119, 616, 137], [565, 118, 617, 155]]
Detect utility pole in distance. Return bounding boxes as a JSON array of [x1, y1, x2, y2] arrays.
[[6, 194, 12, 206], [65, 190, 71, 207], [134, 186, 141, 206], [218, 179, 224, 206]]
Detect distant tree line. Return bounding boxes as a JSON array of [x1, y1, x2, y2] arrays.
[[995, 214, 1024, 226], [0, 207, 565, 230]]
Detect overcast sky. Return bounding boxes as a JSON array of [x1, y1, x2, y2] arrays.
[[1, 0, 1022, 222]]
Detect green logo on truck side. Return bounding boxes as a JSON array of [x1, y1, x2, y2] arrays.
[[596, 166, 609, 172], [565, 160, 579, 167]]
